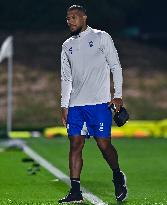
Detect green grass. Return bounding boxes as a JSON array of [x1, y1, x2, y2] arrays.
[[0, 147, 69, 205], [0, 137, 167, 205]]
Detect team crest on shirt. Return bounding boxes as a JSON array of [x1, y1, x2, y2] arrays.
[[69, 47, 72, 54], [89, 41, 93, 47]]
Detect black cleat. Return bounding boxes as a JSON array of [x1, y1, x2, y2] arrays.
[[58, 189, 83, 204], [112, 171, 128, 202]]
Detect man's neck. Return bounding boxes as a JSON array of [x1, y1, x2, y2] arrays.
[[81, 25, 88, 32]]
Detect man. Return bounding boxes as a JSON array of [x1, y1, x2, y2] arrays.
[[59, 5, 128, 204]]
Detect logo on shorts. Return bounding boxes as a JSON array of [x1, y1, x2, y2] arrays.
[[67, 124, 69, 129], [99, 123, 104, 132]]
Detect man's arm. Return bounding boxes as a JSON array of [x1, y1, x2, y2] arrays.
[[101, 32, 123, 111], [61, 47, 72, 125]]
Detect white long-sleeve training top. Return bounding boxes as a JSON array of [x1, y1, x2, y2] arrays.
[[61, 26, 122, 108]]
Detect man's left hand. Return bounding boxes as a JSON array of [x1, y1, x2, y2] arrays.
[[108, 98, 123, 112]]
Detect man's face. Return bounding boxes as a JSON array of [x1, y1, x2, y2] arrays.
[[66, 9, 87, 35]]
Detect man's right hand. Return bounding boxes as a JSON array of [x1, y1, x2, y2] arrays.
[[61, 107, 68, 127]]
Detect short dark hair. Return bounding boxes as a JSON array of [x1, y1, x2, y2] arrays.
[[67, 5, 87, 15]]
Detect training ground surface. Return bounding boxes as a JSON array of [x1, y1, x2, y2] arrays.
[[0, 137, 167, 205]]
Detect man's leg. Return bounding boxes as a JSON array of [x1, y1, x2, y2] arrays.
[[95, 137, 119, 171], [69, 136, 85, 179], [95, 137, 127, 202], [58, 136, 85, 204]]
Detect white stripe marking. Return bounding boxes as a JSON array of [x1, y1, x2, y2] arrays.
[[21, 141, 108, 205]]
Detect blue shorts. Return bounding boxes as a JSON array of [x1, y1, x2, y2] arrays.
[[67, 103, 112, 138]]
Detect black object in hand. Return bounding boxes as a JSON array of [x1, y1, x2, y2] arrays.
[[110, 104, 129, 127]]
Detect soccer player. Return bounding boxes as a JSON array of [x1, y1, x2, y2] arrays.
[[59, 5, 128, 204]]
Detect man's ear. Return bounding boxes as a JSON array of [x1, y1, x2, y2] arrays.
[[83, 15, 87, 22]]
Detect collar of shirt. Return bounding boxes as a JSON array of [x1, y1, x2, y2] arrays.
[[73, 26, 91, 39]]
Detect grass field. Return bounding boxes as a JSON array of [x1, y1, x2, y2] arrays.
[[0, 137, 167, 205]]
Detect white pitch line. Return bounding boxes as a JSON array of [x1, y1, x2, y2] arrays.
[[22, 142, 108, 205]]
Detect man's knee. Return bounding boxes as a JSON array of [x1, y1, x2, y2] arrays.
[[70, 136, 85, 153], [96, 138, 111, 152]]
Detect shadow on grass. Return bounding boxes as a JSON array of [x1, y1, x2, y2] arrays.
[[80, 200, 128, 205], [81, 202, 128, 205], [108, 201, 128, 205]]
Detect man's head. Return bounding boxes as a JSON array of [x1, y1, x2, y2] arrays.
[[66, 5, 87, 36]]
